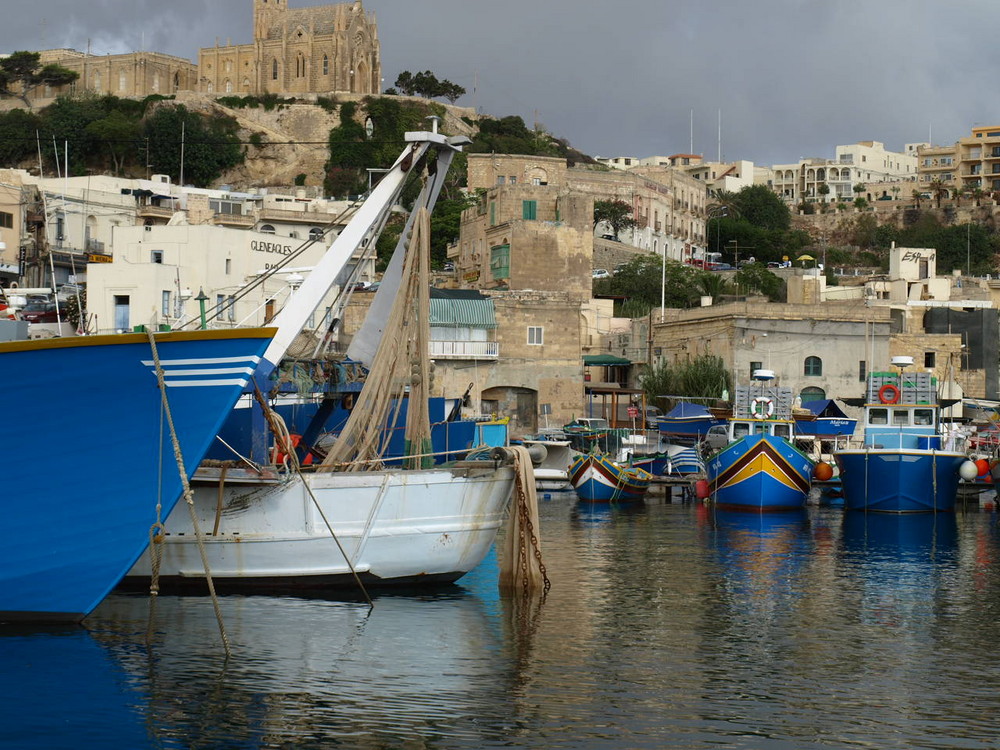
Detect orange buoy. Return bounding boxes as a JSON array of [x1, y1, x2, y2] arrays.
[[273, 434, 313, 466], [976, 458, 991, 477], [814, 462, 834, 481], [695, 479, 711, 499]]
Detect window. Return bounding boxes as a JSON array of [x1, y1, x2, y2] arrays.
[[272, 59, 279, 80], [924, 351, 936, 368], [309, 228, 324, 241], [0, 211, 12, 229], [527, 326, 543, 345], [509, 176, 516, 184], [914, 409, 934, 426], [892, 409, 910, 426], [227, 296, 236, 322], [260, 224, 276, 234], [490, 243, 510, 280], [732, 422, 750, 439], [323, 55, 329, 75], [869, 408, 888, 425], [161, 290, 171, 317], [497, 175, 505, 185], [750, 361, 762, 379], [804, 356, 822, 376], [859, 360, 866, 381], [800, 386, 826, 403], [773, 423, 791, 438], [522, 200, 537, 220], [225, 258, 231, 274], [216, 294, 225, 319], [151, 250, 164, 264]]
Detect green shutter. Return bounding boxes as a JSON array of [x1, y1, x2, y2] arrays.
[[522, 200, 537, 220], [490, 244, 510, 280]]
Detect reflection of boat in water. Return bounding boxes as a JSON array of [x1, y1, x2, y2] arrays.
[[86, 588, 507, 747], [840, 512, 959, 559], [0, 627, 150, 747], [713, 508, 811, 549]]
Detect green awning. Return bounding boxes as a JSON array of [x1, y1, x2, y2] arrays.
[[429, 289, 496, 328], [584, 354, 631, 366]]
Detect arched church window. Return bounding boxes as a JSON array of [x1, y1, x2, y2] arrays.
[[272, 59, 279, 80], [323, 55, 329, 76], [225, 79, 233, 93]]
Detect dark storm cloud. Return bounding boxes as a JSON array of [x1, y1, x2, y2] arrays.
[[4, 0, 1000, 167]]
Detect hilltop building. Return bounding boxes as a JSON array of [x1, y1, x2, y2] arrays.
[[760, 141, 919, 206], [916, 125, 1000, 197], [4, 0, 380, 106]]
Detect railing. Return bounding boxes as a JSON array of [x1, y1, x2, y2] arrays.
[[212, 212, 256, 227], [258, 207, 334, 222], [137, 205, 175, 219], [429, 340, 499, 359], [85, 239, 104, 252]]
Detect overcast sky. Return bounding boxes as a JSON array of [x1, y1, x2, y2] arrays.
[[3, 0, 998, 167]]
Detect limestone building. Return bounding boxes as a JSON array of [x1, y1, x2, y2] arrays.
[[199, 0, 381, 96]]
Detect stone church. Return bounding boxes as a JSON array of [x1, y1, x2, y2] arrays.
[[10, 0, 381, 106], [198, 0, 381, 96]]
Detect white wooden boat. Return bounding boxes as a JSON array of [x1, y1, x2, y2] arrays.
[[125, 459, 514, 591]]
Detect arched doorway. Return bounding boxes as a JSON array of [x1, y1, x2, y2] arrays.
[[481, 385, 538, 435]]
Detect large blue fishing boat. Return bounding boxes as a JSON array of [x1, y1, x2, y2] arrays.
[[704, 370, 815, 510], [833, 357, 975, 513], [0, 328, 274, 622]]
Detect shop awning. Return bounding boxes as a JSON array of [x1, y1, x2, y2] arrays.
[[583, 354, 631, 366]]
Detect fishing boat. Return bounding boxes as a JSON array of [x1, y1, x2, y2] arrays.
[[568, 452, 651, 503], [125, 126, 523, 592], [522, 434, 578, 492], [833, 356, 976, 513], [704, 370, 816, 510], [794, 398, 857, 437], [0, 327, 275, 623], [656, 401, 721, 437]]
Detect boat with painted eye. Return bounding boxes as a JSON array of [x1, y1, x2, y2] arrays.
[[703, 370, 816, 511], [833, 357, 976, 513], [568, 452, 651, 503]]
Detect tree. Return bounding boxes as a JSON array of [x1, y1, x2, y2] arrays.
[[0, 51, 78, 108], [730, 184, 790, 230], [393, 70, 465, 102], [951, 186, 965, 206], [733, 263, 784, 301], [852, 182, 866, 204], [929, 178, 948, 208], [817, 182, 830, 206], [593, 199, 636, 238], [85, 110, 139, 175], [912, 189, 923, 208], [595, 254, 703, 312], [143, 105, 243, 187]]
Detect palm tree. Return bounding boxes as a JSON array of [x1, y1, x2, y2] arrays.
[[951, 186, 965, 206], [972, 187, 986, 207], [706, 190, 741, 221], [929, 178, 948, 208], [912, 189, 923, 208]]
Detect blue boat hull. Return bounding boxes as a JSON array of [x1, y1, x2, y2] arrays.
[[569, 454, 650, 503], [0, 329, 274, 622], [834, 449, 968, 513], [706, 434, 813, 510]]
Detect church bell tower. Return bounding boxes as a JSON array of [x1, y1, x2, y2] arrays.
[[253, 0, 284, 42]]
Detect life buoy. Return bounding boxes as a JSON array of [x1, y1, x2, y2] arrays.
[[272, 433, 313, 466], [878, 384, 900, 404], [750, 396, 775, 418]]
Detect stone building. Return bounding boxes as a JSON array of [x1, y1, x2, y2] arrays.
[[31, 49, 197, 102], [199, 0, 381, 96]]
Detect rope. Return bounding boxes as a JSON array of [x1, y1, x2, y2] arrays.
[[500, 446, 549, 596], [146, 330, 231, 659], [251, 380, 373, 607]]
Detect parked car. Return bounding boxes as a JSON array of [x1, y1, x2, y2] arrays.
[[442, 262, 455, 271], [592, 269, 611, 279], [600, 234, 619, 242], [20, 301, 66, 323]]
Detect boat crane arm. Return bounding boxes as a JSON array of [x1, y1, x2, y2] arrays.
[[258, 129, 470, 375]]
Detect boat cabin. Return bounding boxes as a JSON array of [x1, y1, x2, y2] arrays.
[[705, 419, 794, 451], [862, 404, 939, 450]]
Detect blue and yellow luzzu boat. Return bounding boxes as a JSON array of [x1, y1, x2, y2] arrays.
[[704, 370, 816, 511], [834, 358, 976, 513], [569, 453, 651, 503]]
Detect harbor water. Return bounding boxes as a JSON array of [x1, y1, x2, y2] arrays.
[[5, 493, 1000, 749]]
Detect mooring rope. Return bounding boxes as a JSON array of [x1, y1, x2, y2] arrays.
[[146, 330, 231, 659]]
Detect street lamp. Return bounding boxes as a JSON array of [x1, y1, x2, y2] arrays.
[[707, 206, 727, 259]]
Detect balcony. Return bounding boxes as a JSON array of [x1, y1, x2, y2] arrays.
[[258, 207, 333, 223], [137, 204, 175, 220], [429, 340, 499, 360], [213, 212, 256, 227]]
